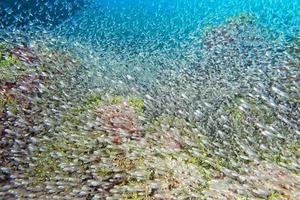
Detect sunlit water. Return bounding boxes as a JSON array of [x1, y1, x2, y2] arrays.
[[0, 0, 299, 199]]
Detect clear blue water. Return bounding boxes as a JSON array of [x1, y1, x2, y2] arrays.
[[55, 0, 300, 47], [2, 0, 300, 47]]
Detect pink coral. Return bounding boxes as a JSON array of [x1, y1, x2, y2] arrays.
[[96, 103, 142, 138], [10, 46, 40, 65]]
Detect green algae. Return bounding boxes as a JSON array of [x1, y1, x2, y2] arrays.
[[112, 95, 122, 104], [0, 43, 19, 69], [0, 45, 26, 85], [127, 97, 145, 113], [0, 53, 18, 68], [87, 94, 101, 105], [97, 167, 113, 177], [266, 191, 281, 200], [106, 95, 145, 113], [122, 192, 145, 200], [0, 53, 20, 82], [71, 94, 101, 114]]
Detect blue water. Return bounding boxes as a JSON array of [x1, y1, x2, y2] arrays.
[[1, 0, 300, 53], [54, 0, 300, 48]]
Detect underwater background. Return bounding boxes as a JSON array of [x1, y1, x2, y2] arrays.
[[0, 0, 300, 199]]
